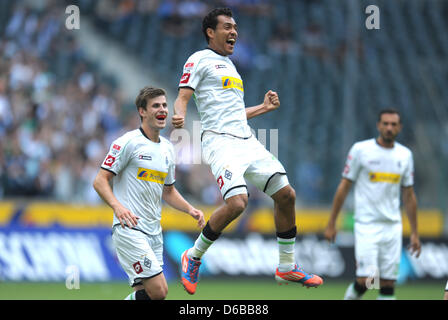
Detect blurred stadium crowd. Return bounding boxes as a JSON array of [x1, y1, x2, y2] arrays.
[[0, 1, 129, 203], [1, 0, 447, 212]]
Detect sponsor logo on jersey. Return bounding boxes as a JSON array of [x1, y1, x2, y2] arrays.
[[180, 73, 191, 84], [369, 172, 401, 184], [184, 62, 194, 70], [111, 144, 121, 155], [137, 167, 168, 184], [215, 64, 227, 69], [222, 76, 244, 92], [103, 155, 116, 167], [133, 261, 143, 274], [138, 155, 152, 161], [217, 176, 224, 190]]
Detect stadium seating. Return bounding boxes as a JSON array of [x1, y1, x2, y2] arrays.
[[2, 0, 447, 208]]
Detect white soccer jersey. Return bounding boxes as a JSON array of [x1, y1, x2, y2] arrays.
[[178, 48, 252, 138], [101, 128, 176, 235], [342, 138, 414, 224]]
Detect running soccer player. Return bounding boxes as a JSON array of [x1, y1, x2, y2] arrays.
[[172, 7, 323, 295], [324, 108, 421, 300], [93, 87, 205, 300]]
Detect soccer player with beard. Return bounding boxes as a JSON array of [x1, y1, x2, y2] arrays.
[[324, 109, 421, 300], [93, 87, 205, 300], [172, 7, 323, 295]]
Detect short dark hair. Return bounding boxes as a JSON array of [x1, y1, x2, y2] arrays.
[[135, 87, 166, 120], [378, 108, 401, 123], [202, 7, 233, 43]]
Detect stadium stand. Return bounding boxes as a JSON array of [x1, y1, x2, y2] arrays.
[[1, 0, 447, 212]]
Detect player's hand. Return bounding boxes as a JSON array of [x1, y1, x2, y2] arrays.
[[408, 233, 421, 258], [172, 114, 185, 128], [189, 207, 205, 229], [324, 224, 337, 243], [263, 90, 280, 112], [114, 204, 139, 228]]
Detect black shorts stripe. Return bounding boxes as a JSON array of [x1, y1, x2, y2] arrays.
[[263, 172, 287, 193], [132, 271, 163, 287], [101, 167, 117, 175], [223, 185, 248, 200]]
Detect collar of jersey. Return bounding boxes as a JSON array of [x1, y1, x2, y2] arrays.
[[205, 46, 228, 57], [140, 127, 161, 144]]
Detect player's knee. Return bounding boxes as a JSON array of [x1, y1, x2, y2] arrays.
[[276, 186, 296, 207], [146, 284, 168, 300], [227, 195, 248, 216]]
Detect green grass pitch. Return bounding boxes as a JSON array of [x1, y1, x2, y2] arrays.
[[0, 280, 444, 300]]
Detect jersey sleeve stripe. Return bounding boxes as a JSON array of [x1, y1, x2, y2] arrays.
[[100, 167, 117, 175]]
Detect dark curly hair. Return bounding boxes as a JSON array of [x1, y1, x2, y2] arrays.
[[202, 7, 233, 43]]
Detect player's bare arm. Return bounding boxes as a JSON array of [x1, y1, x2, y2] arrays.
[[324, 178, 353, 242], [402, 186, 421, 257], [93, 168, 139, 228], [162, 184, 205, 228], [172, 87, 194, 128], [246, 90, 280, 120]]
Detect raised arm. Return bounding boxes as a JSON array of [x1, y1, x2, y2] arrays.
[[172, 87, 194, 128], [246, 90, 280, 120]]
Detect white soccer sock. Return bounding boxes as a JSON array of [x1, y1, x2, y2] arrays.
[[124, 292, 136, 300], [277, 237, 295, 272], [377, 294, 396, 300], [188, 232, 214, 259], [344, 283, 363, 300]]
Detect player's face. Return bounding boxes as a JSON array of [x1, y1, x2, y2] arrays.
[[377, 113, 402, 143], [140, 95, 168, 130], [208, 15, 238, 56]]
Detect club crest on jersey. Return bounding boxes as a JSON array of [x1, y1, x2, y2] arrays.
[[222, 76, 243, 92], [144, 256, 152, 269], [137, 167, 168, 184]]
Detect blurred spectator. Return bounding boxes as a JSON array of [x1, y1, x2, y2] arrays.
[[269, 22, 300, 56], [301, 23, 329, 60], [0, 2, 130, 202], [335, 36, 365, 65], [295, 159, 324, 205]]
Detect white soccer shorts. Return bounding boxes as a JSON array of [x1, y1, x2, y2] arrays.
[[112, 226, 164, 286], [354, 221, 402, 281], [201, 132, 289, 200]]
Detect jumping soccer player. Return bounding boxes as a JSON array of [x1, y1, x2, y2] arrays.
[[93, 87, 205, 300], [172, 7, 323, 295], [324, 108, 421, 300]]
